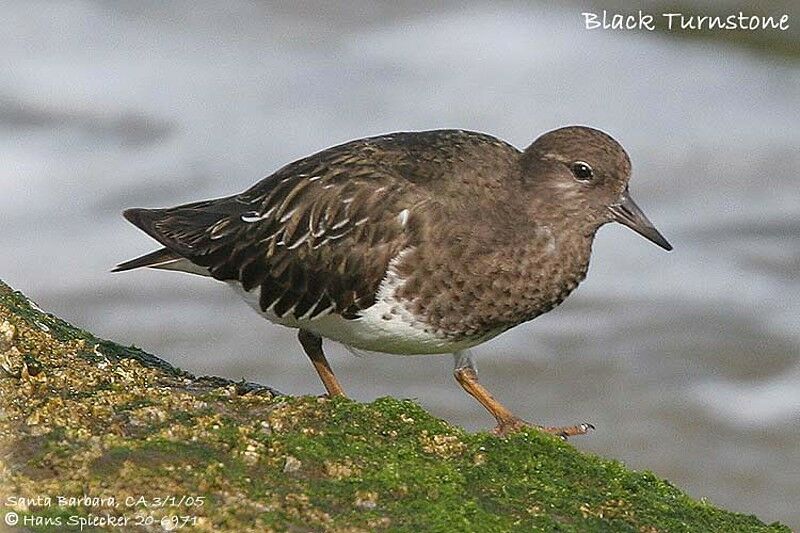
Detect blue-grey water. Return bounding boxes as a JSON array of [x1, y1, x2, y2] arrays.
[[2, 1, 798, 527]]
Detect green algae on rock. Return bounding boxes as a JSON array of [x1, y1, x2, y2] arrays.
[[0, 280, 789, 532]]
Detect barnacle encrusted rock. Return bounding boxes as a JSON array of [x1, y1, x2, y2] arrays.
[[0, 280, 789, 532]]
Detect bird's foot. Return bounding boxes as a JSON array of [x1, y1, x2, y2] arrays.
[[316, 391, 348, 400], [492, 417, 595, 439]]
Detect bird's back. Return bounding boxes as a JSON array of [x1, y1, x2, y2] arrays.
[[119, 129, 521, 324]]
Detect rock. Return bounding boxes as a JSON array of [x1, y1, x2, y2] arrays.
[[0, 280, 789, 532], [283, 455, 302, 474]]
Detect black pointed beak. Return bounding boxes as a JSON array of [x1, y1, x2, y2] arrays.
[[608, 189, 672, 251]]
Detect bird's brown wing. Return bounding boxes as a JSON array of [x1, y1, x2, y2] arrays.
[[122, 146, 427, 320]]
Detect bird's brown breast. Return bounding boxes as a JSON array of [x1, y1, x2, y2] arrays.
[[394, 206, 594, 341]]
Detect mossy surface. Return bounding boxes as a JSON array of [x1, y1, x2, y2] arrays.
[[0, 280, 789, 532]]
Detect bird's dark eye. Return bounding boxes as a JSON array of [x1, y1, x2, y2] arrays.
[[571, 161, 594, 182]]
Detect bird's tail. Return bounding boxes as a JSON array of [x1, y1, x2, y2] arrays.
[[115, 200, 240, 276], [111, 247, 180, 272]]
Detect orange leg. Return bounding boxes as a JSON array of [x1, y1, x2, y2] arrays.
[[298, 329, 346, 397], [453, 352, 593, 438]]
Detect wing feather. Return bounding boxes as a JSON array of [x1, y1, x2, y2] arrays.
[[122, 140, 427, 320]]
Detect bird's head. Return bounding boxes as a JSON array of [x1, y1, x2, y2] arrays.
[[520, 125, 672, 251]]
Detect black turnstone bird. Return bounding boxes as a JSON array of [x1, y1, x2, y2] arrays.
[[114, 126, 671, 436]]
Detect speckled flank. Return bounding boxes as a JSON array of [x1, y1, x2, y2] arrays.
[[229, 250, 500, 355]]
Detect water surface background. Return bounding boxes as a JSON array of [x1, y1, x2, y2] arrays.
[[2, 1, 798, 527]]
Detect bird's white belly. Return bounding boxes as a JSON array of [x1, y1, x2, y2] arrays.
[[226, 269, 491, 356]]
